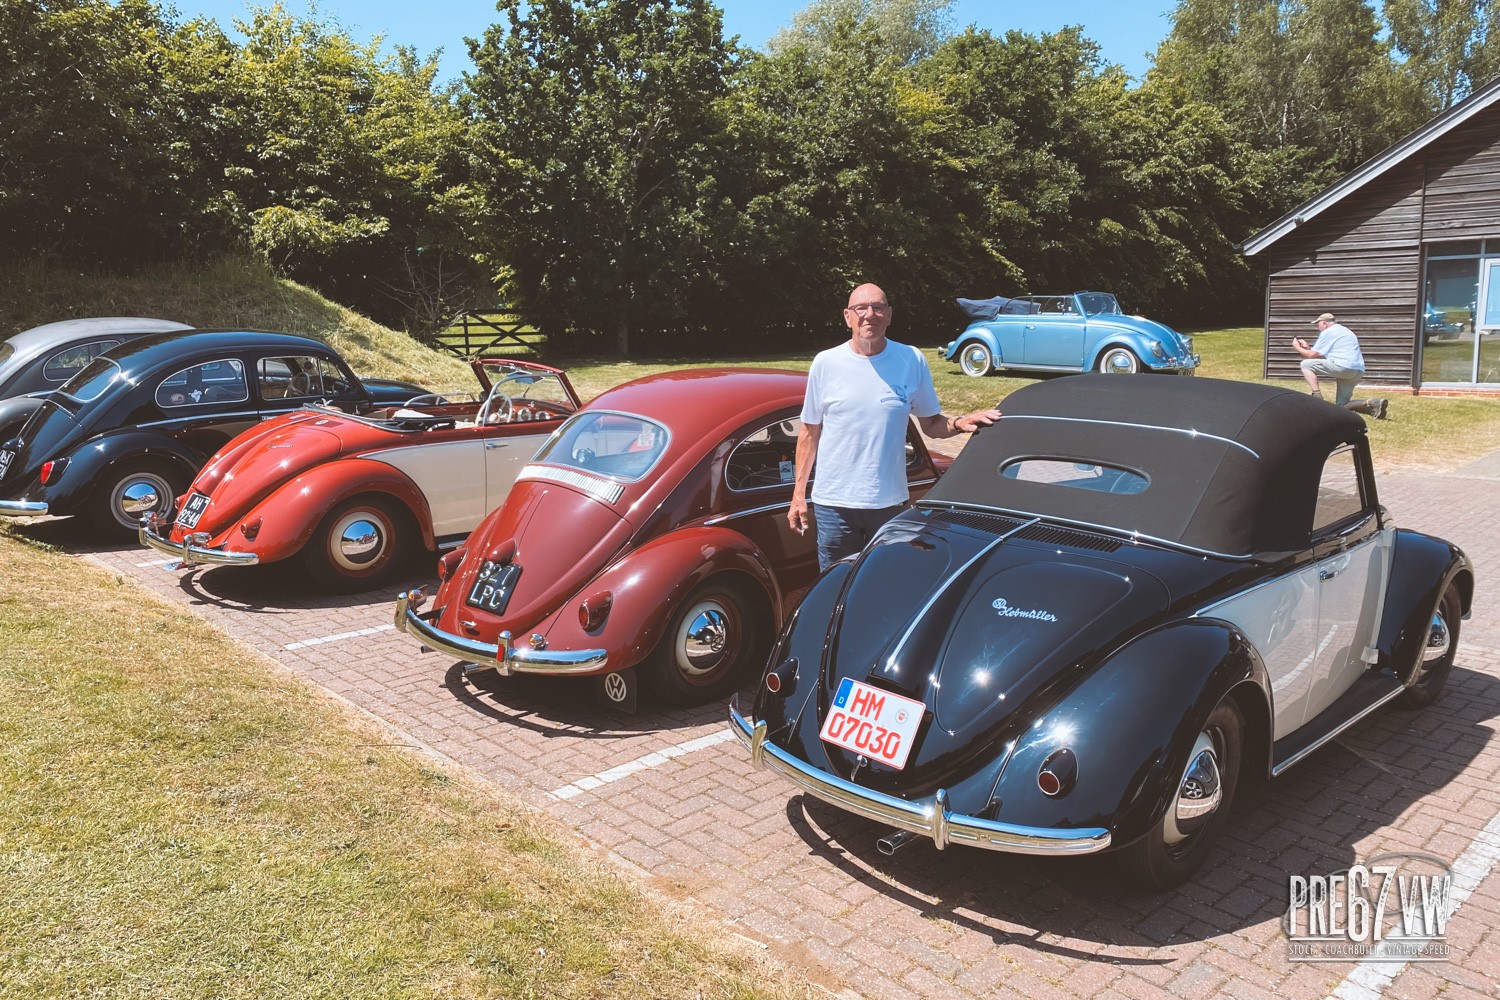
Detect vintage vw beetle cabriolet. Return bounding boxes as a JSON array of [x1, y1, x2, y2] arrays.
[[731, 375, 1471, 889], [396, 368, 951, 708], [942, 292, 1198, 377], [139, 359, 579, 591], [0, 329, 427, 537]]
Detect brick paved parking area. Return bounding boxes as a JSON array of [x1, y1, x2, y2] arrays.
[[44, 466, 1499, 1000]]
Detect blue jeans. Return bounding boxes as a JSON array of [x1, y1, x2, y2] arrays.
[[810, 502, 906, 572]]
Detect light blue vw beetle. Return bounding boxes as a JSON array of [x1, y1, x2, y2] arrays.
[[941, 291, 1200, 377]]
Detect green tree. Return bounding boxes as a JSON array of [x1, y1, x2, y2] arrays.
[[1385, 0, 1500, 108], [0, 0, 181, 261], [1152, 0, 1423, 203], [466, 0, 739, 355], [766, 0, 957, 65], [721, 18, 992, 340]]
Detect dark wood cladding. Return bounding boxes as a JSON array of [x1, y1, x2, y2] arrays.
[[1423, 113, 1500, 240], [1263, 163, 1423, 385], [1259, 103, 1500, 388]]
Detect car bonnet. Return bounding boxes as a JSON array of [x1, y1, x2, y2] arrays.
[[176, 411, 347, 533], [0, 399, 81, 493], [434, 475, 634, 636], [815, 510, 1172, 783]]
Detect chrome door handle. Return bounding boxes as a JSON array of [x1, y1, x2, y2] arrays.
[[484, 441, 508, 450]]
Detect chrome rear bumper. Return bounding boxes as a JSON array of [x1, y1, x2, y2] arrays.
[[0, 499, 48, 516], [728, 701, 1112, 857], [395, 589, 608, 675], [139, 518, 260, 568]]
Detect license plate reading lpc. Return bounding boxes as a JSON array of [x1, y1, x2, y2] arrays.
[[176, 491, 210, 528], [819, 677, 925, 770]]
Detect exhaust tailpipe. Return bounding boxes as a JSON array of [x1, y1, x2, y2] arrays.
[[877, 829, 918, 856]]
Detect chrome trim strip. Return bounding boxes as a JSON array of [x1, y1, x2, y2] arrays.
[[138, 521, 260, 567], [0, 499, 48, 516], [703, 501, 789, 525], [515, 465, 625, 505], [915, 500, 1257, 562], [1269, 684, 1406, 777], [704, 481, 940, 526], [882, 521, 1031, 673], [728, 704, 1111, 856], [394, 591, 607, 675], [994, 414, 1259, 458]]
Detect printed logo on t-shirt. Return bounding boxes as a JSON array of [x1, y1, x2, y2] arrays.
[[879, 385, 909, 407]]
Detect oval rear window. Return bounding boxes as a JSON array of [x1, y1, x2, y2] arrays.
[[999, 459, 1148, 495]]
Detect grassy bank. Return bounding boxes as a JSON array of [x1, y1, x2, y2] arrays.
[[0, 527, 807, 1000]]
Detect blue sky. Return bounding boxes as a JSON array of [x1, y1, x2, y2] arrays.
[[163, 1, 1178, 83]]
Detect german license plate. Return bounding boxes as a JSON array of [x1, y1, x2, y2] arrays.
[[466, 561, 522, 614], [819, 678, 925, 770], [0, 448, 12, 480], [176, 491, 211, 528]]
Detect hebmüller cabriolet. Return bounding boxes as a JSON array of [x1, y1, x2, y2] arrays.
[[731, 374, 1471, 889]]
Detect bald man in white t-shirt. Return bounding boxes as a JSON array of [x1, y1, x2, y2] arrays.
[[788, 283, 1002, 571]]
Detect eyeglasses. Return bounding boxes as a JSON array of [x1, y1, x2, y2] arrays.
[[846, 302, 890, 316]]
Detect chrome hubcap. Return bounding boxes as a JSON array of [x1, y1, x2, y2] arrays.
[[961, 345, 989, 373], [331, 512, 385, 570], [1103, 351, 1135, 373], [119, 479, 164, 515], [675, 600, 732, 677], [1164, 731, 1221, 845], [1412, 608, 1452, 685]]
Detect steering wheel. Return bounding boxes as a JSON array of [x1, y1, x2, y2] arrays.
[[290, 372, 315, 396], [478, 389, 512, 425], [402, 392, 453, 408]]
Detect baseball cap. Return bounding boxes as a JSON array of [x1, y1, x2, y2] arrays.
[[1312, 312, 1336, 324]]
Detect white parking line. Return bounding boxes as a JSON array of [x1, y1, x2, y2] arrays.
[[284, 624, 396, 651], [1332, 807, 1500, 999], [549, 730, 736, 801]]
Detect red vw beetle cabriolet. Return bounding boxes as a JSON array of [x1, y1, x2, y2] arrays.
[[140, 359, 579, 591], [395, 368, 951, 708]]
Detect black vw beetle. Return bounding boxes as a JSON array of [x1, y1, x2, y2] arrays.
[[0, 317, 193, 441], [731, 375, 1472, 889], [0, 329, 426, 537]]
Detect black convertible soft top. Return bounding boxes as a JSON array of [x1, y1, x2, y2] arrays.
[[925, 374, 1368, 558]]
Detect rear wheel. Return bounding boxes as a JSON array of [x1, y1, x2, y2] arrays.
[[1118, 696, 1243, 890], [1097, 347, 1141, 374], [641, 577, 767, 707], [88, 460, 184, 539], [957, 342, 995, 377], [1398, 583, 1461, 709], [302, 495, 411, 593]]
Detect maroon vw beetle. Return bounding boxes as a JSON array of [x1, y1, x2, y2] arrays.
[[395, 368, 952, 708], [140, 359, 580, 591]]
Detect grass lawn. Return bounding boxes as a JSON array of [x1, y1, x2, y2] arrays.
[[554, 326, 1500, 472], [0, 529, 809, 1000]]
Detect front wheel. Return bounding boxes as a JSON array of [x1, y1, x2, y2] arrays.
[[1398, 583, 1461, 709], [641, 577, 767, 707], [1117, 696, 1243, 891], [957, 342, 995, 377], [88, 460, 185, 539], [1097, 347, 1141, 374], [302, 495, 412, 593]]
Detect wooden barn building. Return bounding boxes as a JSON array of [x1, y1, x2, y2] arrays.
[[1243, 75, 1500, 396]]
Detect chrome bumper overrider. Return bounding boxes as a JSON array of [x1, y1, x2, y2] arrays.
[[394, 589, 608, 676], [139, 519, 260, 568], [728, 701, 1112, 856], [0, 499, 48, 516]]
